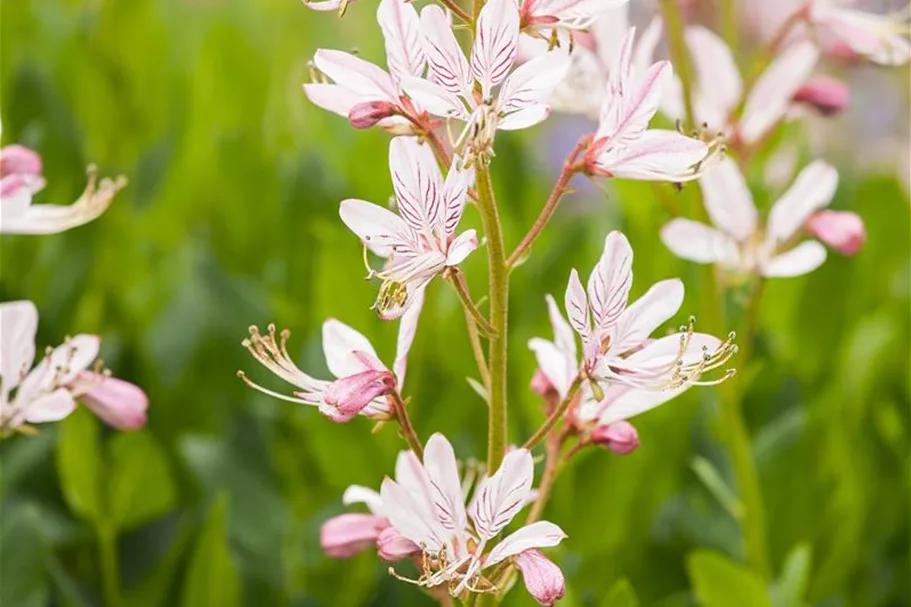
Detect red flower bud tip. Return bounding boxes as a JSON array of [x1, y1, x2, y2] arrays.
[[348, 101, 398, 129], [322, 369, 397, 422], [515, 549, 566, 606], [591, 421, 640, 454], [806, 210, 865, 256], [320, 513, 387, 559], [376, 526, 421, 562], [793, 76, 850, 116]]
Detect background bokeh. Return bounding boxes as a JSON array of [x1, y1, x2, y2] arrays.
[[1, 1, 909, 606]]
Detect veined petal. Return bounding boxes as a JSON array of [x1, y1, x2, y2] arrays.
[[395, 449, 436, 511], [440, 159, 475, 237], [685, 26, 742, 125], [445, 229, 478, 266], [471, 0, 520, 98], [339, 198, 417, 257], [377, 0, 425, 86], [469, 448, 534, 539], [545, 294, 575, 360], [22, 388, 76, 424], [596, 130, 708, 181], [0, 300, 38, 394], [303, 83, 366, 119], [612, 279, 684, 353], [660, 218, 739, 264], [380, 477, 446, 551], [423, 433, 469, 538], [401, 76, 470, 119], [586, 230, 633, 334], [740, 41, 818, 144], [608, 332, 722, 390], [421, 5, 473, 95], [633, 17, 663, 77], [322, 319, 382, 379], [767, 160, 838, 244], [761, 240, 827, 277], [390, 138, 444, 234], [393, 287, 423, 385], [564, 269, 590, 340], [498, 104, 551, 130], [530, 0, 627, 24], [497, 48, 571, 116], [313, 49, 399, 101], [700, 156, 758, 241], [484, 521, 567, 567]]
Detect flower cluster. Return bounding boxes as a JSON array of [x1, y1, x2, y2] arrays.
[[237, 0, 900, 603]]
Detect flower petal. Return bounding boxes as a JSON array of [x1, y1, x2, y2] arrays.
[[445, 229, 479, 266], [586, 230, 633, 334], [393, 287, 423, 384], [660, 218, 739, 264], [497, 104, 551, 131], [390, 138, 444, 234], [612, 278, 684, 353], [377, 0, 425, 85], [514, 548, 566, 606], [342, 484, 385, 515], [484, 521, 567, 567], [303, 83, 365, 119], [421, 5, 473, 95], [528, 338, 575, 398], [469, 448, 534, 539], [339, 198, 416, 257], [564, 268, 590, 340], [596, 129, 708, 181], [497, 48, 571, 116], [440, 159, 475, 237], [699, 156, 758, 240], [471, 0, 520, 98], [685, 26, 742, 125], [545, 293, 576, 361], [401, 76, 469, 119], [22, 388, 77, 424], [0, 300, 38, 394], [80, 376, 149, 430], [767, 160, 838, 244], [322, 319, 382, 379], [320, 513, 386, 559], [761, 240, 827, 277], [313, 49, 398, 101], [422, 433, 469, 539], [380, 477, 446, 551], [595, 385, 685, 425]]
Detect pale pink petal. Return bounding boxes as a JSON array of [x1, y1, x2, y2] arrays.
[[342, 485, 384, 515], [528, 338, 574, 398], [0, 300, 38, 393], [389, 137, 444, 234], [377, 0, 425, 85], [22, 388, 76, 423], [1, 145, 43, 178], [377, 526, 421, 561], [660, 218, 739, 264], [497, 48, 571, 116], [739, 41, 819, 144], [767, 160, 838, 244], [530, 0, 627, 24], [401, 76, 470, 119], [339, 198, 417, 257], [596, 129, 708, 181], [303, 83, 365, 119], [80, 376, 148, 430], [546, 46, 605, 119], [633, 17, 663, 77], [761, 240, 827, 277], [685, 26, 742, 125], [313, 50, 398, 101], [484, 521, 567, 567], [440, 160, 475, 237], [545, 294, 575, 360], [514, 549, 566, 606], [302, 0, 350, 12], [592, 5, 630, 68], [497, 104, 551, 130], [699, 156, 758, 240], [564, 268, 591, 340], [469, 448, 534, 539], [393, 288, 423, 384], [612, 278, 684, 353], [422, 433, 469, 539], [445, 229, 479, 266], [380, 478, 446, 550], [394, 449, 435, 511], [586, 230, 633, 333], [421, 5, 473, 95], [596, 386, 684, 425], [322, 319, 382, 379], [471, 0, 520, 98], [320, 513, 386, 559], [814, 6, 911, 66]]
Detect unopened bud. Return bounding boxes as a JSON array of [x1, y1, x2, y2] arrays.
[[321, 370, 397, 422], [793, 77, 850, 116], [376, 526, 420, 562], [0, 144, 42, 179], [78, 374, 149, 430], [591, 421, 640, 455], [320, 513, 387, 559], [515, 549, 566, 606], [806, 210, 865, 255], [348, 101, 397, 129]]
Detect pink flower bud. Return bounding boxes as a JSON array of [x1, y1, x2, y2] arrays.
[[348, 101, 397, 129], [792, 77, 850, 116], [591, 421, 639, 454], [806, 210, 865, 256], [322, 370, 397, 422], [530, 369, 557, 400], [0, 145, 42, 179], [320, 513, 387, 559], [515, 549, 566, 607], [376, 526, 420, 562], [79, 375, 149, 431]]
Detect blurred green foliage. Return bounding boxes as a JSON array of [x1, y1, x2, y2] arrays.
[[1, 0, 909, 606]]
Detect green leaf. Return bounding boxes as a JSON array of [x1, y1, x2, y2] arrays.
[[466, 376, 489, 402], [687, 550, 772, 607], [771, 543, 812, 607], [180, 494, 241, 607], [601, 578, 640, 607], [55, 408, 103, 522], [690, 456, 743, 520], [0, 506, 48, 607], [107, 430, 176, 530]]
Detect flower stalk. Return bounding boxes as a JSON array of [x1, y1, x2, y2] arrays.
[[447, 269, 497, 337], [523, 374, 583, 451], [388, 391, 424, 458], [659, 0, 697, 129], [97, 523, 122, 607]]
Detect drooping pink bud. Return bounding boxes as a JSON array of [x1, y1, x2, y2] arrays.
[[591, 421, 640, 455], [792, 76, 850, 116], [322, 369, 397, 422], [376, 526, 421, 562], [320, 513, 387, 558], [0, 145, 42, 179], [348, 101, 398, 129], [78, 375, 149, 431], [806, 210, 865, 255], [515, 549, 566, 607]]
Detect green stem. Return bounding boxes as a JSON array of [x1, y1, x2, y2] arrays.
[[522, 374, 583, 451], [447, 270, 497, 337], [389, 392, 425, 458], [475, 165, 509, 474], [720, 0, 738, 51], [659, 0, 697, 129], [97, 523, 122, 607]]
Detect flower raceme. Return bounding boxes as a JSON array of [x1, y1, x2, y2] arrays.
[[562, 231, 736, 397], [340, 137, 476, 319], [0, 301, 149, 434], [0, 144, 127, 235], [239, 301, 420, 422], [660, 156, 857, 278], [402, 0, 571, 163], [304, 0, 426, 133], [582, 28, 710, 182]]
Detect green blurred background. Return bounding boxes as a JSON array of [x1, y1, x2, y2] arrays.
[[1, 0, 909, 605]]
